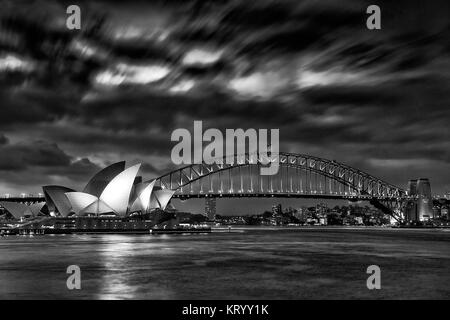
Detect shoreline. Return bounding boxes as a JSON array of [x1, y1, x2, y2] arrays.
[[212, 225, 450, 231], [2, 225, 448, 237]]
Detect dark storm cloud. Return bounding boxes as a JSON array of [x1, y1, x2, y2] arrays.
[[16, 89, 299, 159], [302, 85, 400, 106], [181, 60, 230, 77], [0, 87, 79, 127], [0, 0, 449, 195], [79, 89, 298, 129], [0, 138, 70, 170], [236, 9, 365, 56], [140, 161, 179, 177], [48, 157, 101, 181], [0, 135, 101, 193], [0, 134, 8, 145], [104, 39, 178, 63], [39, 124, 172, 156]]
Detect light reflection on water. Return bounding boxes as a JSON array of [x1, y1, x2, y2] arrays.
[[0, 228, 449, 299]]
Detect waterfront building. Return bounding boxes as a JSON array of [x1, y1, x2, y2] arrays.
[[416, 178, 433, 221], [405, 178, 434, 222], [406, 179, 418, 221], [441, 207, 449, 218], [272, 204, 282, 216], [407, 179, 417, 196], [205, 197, 216, 220]]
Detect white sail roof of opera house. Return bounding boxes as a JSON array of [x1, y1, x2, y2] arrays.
[[43, 185, 75, 217], [1, 161, 176, 221], [83, 161, 126, 197], [63, 163, 163, 217], [153, 189, 176, 211], [79, 199, 116, 216], [65, 192, 99, 215], [28, 202, 45, 216], [0, 201, 39, 219], [99, 163, 141, 216], [130, 180, 156, 213]]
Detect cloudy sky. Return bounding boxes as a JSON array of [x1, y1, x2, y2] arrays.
[[0, 0, 449, 213]]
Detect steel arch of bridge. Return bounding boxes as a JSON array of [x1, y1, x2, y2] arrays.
[[155, 152, 406, 200]]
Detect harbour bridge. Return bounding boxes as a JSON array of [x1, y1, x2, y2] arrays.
[[2, 152, 443, 223], [153, 152, 410, 222]]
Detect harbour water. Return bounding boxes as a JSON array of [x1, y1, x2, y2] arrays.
[[0, 227, 449, 299]]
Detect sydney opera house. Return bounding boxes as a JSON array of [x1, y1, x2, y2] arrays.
[[0, 162, 177, 231]]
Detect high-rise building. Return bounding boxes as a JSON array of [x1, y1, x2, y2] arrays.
[[416, 178, 433, 221], [406, 179, 418, 221], [407, 179, 417, 196], [205, 197, 216, 220], [272, 204, 282, 216], [432, 206, 441, 218], [405, 178, 433, 222], [406, 202, 418, 222]]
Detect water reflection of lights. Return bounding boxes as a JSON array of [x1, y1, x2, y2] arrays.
[[96, 235, 175, 299]]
